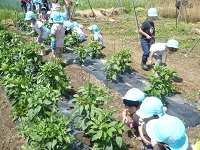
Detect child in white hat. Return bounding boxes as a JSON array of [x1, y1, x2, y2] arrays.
[[88, 24, 104, 48], [121, 88, 145, 128], [146, 114, 189, 150], [49, 11, 65, 59], [25, 11, 50, 55], [136, 97, 167, 148]]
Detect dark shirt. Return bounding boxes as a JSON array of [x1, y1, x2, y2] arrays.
[[141, 20, 155, 39]]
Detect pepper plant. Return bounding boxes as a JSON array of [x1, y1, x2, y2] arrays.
[[73, 46, 88, 65], [20, 113, 75, 150], [87, 40, 102, 59], [36, 59, 71, 94], [64, 32, 80, 48], [84, 106, 129, 150], [103, 47, 133, 81], [143, 65, 178, 103]]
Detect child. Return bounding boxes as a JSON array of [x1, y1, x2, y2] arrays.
[[148, 39, 179, 66], [136, 97, 166, 148], [25, 11, 50, 55], [51, 0, 61, 12], [175, 0, 188, 10], [65, 21, 86, 42], [88, 24, 104, 48], [146, 114, 189, 150], [139, 8, 158, 70], [121, 88, 145, 128], [39, 7, 48, 23], [49, 11, 65, 59]]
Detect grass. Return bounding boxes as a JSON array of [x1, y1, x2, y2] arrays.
[[0, 0, 21, 11]]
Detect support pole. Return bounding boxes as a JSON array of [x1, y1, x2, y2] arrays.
[[131, 0, 140, 42], [159, 0, 171, 17], [100, 0, 121, 32], [185, 38, 200, 57], [87, 0, 97, 21], [176, 0, 178, 28]]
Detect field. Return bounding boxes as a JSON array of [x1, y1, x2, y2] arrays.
[[0, 0, 200, 149]]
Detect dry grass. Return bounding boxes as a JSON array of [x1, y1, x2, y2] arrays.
[[159, 1, 200, 22]]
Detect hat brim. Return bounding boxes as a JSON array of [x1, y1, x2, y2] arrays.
[[146, 119, 162, 142], [136, 109, 153, 118]]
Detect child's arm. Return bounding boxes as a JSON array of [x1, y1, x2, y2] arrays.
[[49, 33, 55, 38], [151, 140, 161, 150], [138, 125, 152, 146], [38, 26, 44, 40], [122, 109, 129, 123], [28, 28, 36, 35], [148, 49, 160, 65], [139, 28, 151, 39]]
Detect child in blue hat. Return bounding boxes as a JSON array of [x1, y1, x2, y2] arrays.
[[49, 12, 65, 59], [146, 114, 189, 150], [148, 39, 179, 66], [122, 88, 145, 128], [25, 11, 50, 55], [139, 8, 158, 70], [88, 24, 104, 48], [136, 97, 167, 148]]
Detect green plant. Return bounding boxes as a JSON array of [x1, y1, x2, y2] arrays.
[[36, 59, 71, 94], [20, 113, 75, 150], [82, 106, 129, 150], [87, 40, 102, 59], [103, 47, 133, 81], [73, 46, 88, 65], [64, 32, 80, 48], [143, 65, 178, 103]]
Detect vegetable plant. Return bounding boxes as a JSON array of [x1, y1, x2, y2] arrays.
[[20, 113, 75, 150], [64, 32, 80, 48], [73, 46, 88, 65], [87, 40, 102, 59], [143, 65, 178, 103], [103, 47, 133, 81], [84, 107, 129, 150]]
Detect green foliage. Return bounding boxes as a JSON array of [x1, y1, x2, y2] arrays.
[[0, 0, 20, 11], [87, 40, 102, 59], [143, 65, 178, 103], [20, 113, 74, 150], [103, 47, 133, 81], [73, 46, 88, 65], [64, 32, 80, 48], [85, 107, 129, 150], [36, 59, 71, 94], [13, 12, 31, 32]]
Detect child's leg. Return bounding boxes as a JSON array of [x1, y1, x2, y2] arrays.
[[153, 53, 162, 66], [37, 37, 46, 55]]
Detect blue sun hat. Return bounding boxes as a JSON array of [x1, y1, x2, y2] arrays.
[[146, 114, 189, 150], [88, 24, 99, 33], [148, 8, 158, 17], [136, 97, 165, 118], [47, 11, 52, 15], [122, 88, 145, 102], [25, 11, 36, 20], [60, 13, 67, 21], [166, 39, 179, 49], [66, 22, 75, 30], [52, 12, 63, 24]]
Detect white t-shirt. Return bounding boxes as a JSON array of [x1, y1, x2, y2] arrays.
[[51, 24, 65, 47], [31, 21, 50, 39], [150, 43, 166, 56], [73, 27, 86, 42], [94, 33, 104, 47], [51, 3, 61, 11]]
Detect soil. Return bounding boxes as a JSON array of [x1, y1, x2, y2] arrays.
[[0, 8, 200, 150]]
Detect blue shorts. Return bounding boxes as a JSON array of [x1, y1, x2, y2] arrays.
[[51, 40, 56, 51]]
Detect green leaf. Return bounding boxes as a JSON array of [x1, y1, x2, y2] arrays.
[[116, 136, 123, 147], [52, 139, 57, 149], [43, 100, 52, 105]]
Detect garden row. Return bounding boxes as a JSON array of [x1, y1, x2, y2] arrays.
[[0, 17, 179, 149]]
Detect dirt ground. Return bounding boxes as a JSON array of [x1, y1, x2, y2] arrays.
[[0, 8, 200, 150]]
